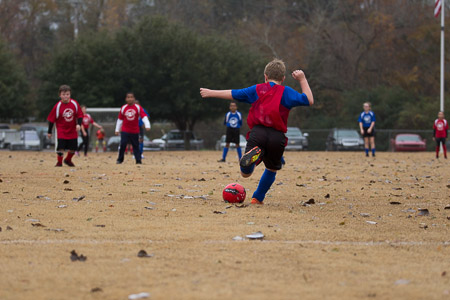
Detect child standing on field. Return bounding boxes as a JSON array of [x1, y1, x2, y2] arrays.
[[200, 59, 314, 204], [96, 128, 106, 152], [433, 111, 448, 159], [115, 92, 150, 164], [47, 85, 84, 167], [358, 102, 376, 157], [218, 101, 243, 162], [77, 105, 103, 156]]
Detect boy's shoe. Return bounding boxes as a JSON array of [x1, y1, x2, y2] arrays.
[[136, 161, 142, 164], [55, 162, 63, 167], [63, 159, 75, 167], [75, 151, 80, 156], [240, 147, 262, 168], [217, 159, 226, 162], [250, 198, 263, 205], [372, 154, 376, 157], [365, 153, 369, 157], [116, 160, 123, 164]]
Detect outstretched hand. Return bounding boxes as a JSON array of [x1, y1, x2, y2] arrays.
[[292, 70, 306, 81], [199, 88, 212, 98]]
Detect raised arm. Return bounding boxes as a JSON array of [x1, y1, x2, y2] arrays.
[[200, 88, 234, 100], [291, 70, 314, 106]]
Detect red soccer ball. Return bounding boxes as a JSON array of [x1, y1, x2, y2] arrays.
[[223, 183, 246, 203]]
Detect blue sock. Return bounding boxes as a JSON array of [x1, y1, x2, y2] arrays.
[[222, 147, 229, 160], [281, 156, 285, 165], [365, 148, 369, 155], [237, 147, 242, 160], [372, 148, 376, 155], [252, 169, 276, 202]]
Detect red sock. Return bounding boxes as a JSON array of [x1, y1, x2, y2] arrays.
[[103, 146, 106, 152], [66, 152, 75, 162], [443, 145, 447, 158], [95, 147, 98, 152], [57, 153, 63, 164], [436, 146, 440, 157]]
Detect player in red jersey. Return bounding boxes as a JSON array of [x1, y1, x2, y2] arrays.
[[95, 128, 106, 152], [200, 59, 313, 204], [77, 105, 103, 156], [433, 111, 448, 159], [47, 85, 84, 167], [115, 92, 150, 164]]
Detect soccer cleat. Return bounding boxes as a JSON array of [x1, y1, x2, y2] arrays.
[[250, 198, 263, 205], [116, 160, 123, 164], [55, 162, 63, 167], [136, 161, 142, 164], [63, 159, 75, 167], [240, 147, 262, 168], [217, 159, 226, 162]]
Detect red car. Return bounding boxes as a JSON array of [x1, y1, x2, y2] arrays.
[[391, 134, 426, 152]]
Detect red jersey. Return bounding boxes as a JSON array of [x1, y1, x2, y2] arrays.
[[247, 83, 288, 133], [82, 113, 94, 129], [47, 99, 83, 139], [96, 129, 105, 140], [118, 104, 148, 134], [434, 119, 448, 138]]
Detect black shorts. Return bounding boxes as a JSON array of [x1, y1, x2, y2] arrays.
[[363, 128, 375, 137], [435, 137, 446, 146], [245, 125, 287, 170], [57, 138, 78, 151], [226, 127, 240, 144]]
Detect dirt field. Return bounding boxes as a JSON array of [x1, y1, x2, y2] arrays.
[[0, 151, 449, 300]]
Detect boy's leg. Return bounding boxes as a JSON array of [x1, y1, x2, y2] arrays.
[[117, 133, 128, 163], [251, 169, 277, 204], [442, 138, 447, 158], [436, 139, 441, 158], [102, 140, 106, 152], [55, 139, 64, 167], [370, 136, 376, 157], [130, 133, 142, 163], [236, 144, 242, 160], [63, 139, 77, 167], [364, 137, 369, 156], [251, 128, 285, 204], [83, 133, 89, 156], [220, 143, 230, 162], [95, 140, 99, 152]]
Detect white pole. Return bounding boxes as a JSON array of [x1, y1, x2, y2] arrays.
[[441, 0, 445, 112]]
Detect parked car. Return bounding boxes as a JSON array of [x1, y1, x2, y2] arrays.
[[143, 136, 164, 151], [391, 134, 426, 152], [10, 130, 41, 151], [285, 127, 309, 151], [107, 136, 121, 151], [0, 124, 10, 129], [0, 129, 20, 149], [326, 128, 364, 151], [20, 124, 54, 149], [215, 134, 246, 151], [152, 130, 204, 150]]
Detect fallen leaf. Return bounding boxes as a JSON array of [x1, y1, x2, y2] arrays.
[[390, 201, 401, 205], [213, 211, 226, 214], [94, 225, 105, 227], [324, 194, 330, 199], [91, 287, 103, 293], [137, 250, 153, 258], [70, 250, 87, 262], [31, 223, 45, 227], [366, 221, 377, 225], [63, 180, 69, 184], [128, 292, 150, 300], [72, 195, 85, 202], [232, 236, 244, 241], [6, 226, 12, 231]]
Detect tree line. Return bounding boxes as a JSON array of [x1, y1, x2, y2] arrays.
[[0, 0, 448, 131]]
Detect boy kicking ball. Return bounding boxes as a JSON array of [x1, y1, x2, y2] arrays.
[[200, 59, 313, 204], [47, 85, 84, 167]]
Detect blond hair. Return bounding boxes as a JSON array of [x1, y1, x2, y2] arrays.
[[264, 59, 286, 82]]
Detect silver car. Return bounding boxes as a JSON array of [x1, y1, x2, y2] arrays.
[[285, 127, 309, 151], [215, 134, 246, 152]]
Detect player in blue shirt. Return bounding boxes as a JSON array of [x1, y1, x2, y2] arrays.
[[358, 102, 376, 157], [219, 102, 243, 162], [136, 100, 150, 159]]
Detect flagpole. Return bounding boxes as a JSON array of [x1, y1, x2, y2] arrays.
[[441, 0, 445, 112]]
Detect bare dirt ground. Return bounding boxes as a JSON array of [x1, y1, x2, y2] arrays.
[[0, 150, 449, 300]]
